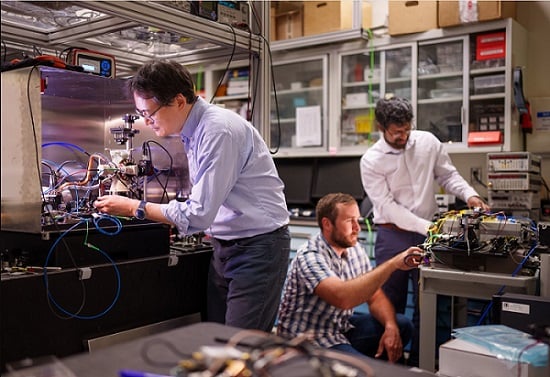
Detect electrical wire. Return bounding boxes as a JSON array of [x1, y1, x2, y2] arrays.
[[43, 217, 122, 320], [143, 140, 173, 203], [42, 141, 91, 156], [244, 2, 281, 154], [363, 217, 374, 259], [473, 169, 488, 188], [541, 176, 550, 200], [210, 24, 237, 104], [1, 39, 7, 64], [475, 242, 539, 325], [256, 33, 281, 155]]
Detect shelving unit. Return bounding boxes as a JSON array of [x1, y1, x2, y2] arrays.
[[270, 53, 328, 154], [268, 18, 526, 157], [339, 44, 413, 151], [1, 1, 272, 135]]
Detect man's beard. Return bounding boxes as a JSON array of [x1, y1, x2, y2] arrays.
[[330, 230, 357, 249]]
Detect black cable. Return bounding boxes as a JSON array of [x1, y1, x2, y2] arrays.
[[139, 338, 191, 368], [257, 34, 281, 155], [58, 46, 85, 62], [144, 140, 173, 203], [541, 176, 550, 200], [1, 39, 6, 64], [473, 169, 488, 189], [32, 45, 42, 57], [210, 24, 237, 104], [247, 0, 262, 32], [248, 1, 281, 154]]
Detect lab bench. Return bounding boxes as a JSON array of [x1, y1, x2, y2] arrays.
[[0, 249, 212, 372], [418, 265, 538, 372]]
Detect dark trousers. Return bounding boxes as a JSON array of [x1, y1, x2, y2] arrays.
[[330, 313, 413, 360], [207, 226, 291, 332], [374, 226, 425, 366]]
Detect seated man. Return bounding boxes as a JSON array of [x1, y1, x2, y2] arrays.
[[277, 192, 423, 363]]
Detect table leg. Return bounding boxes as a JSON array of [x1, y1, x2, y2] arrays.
[[419, 290, 437, 372]]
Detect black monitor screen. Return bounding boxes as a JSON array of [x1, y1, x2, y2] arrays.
[[275, 158, 315, 207], [312, 157, 365, 201]]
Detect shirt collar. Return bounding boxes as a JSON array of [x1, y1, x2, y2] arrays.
[[180, 96, 208, 142]]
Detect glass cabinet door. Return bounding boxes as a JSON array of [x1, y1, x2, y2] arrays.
[[468, 29, 506, 141], [270, 56, 327, 151], [340, 45, 412, 148], [416, 37, 467, 144]]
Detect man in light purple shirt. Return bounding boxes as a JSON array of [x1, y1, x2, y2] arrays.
[[360, 96, 489, 365], [94, 60, 290, 332]]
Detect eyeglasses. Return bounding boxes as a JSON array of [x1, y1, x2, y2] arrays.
[[135, 103, 164, 122], [385, 123, 414, 138]]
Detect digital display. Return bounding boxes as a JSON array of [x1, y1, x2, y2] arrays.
[[79, 57, 100, 73], [73, 50, 115, 78]]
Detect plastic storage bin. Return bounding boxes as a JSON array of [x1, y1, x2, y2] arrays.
[[474, 74, 505, 94]]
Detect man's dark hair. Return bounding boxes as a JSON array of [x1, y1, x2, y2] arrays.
[[316, 193, 356, 229], [375, 96, 413, 129], [127, 60, 197, 105]]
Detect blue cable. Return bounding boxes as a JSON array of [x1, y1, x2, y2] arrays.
[[476, 243, 538, 325], [43, 219, 122, 320], [93, 214, 122, 236], [42, 141, 90, 155]]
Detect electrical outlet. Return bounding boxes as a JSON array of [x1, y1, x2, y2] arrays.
[[470, 167, 481, 183]]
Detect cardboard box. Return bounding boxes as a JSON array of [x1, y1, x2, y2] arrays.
[[439, 338, 549, 377], [439, 1, 516, 28], [303, 1, 372, 36], [271, 2, 303, 40], [388, 1, 438, 36]]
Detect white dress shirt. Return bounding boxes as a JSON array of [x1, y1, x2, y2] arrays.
[[360, 130, 479, 235]]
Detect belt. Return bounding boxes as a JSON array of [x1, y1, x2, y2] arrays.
[[214, 224, 288, 246], [376, 223, 408, 232]]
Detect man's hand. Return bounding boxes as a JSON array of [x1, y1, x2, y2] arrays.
[[467, 195, 490, 211], [393, 246, 423, 271], [375, 324, 403, 363], [94, 195, 138, 218]]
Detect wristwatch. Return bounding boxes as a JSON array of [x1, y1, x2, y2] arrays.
[[134, 200, 147, 220]]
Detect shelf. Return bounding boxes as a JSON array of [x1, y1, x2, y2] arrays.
[[0, 1, 263, 76], [470, 67, 506, 76], [272, 86, 323, 96], [271, 28, 369, 51], [342, 104, 375, 111], [343, 80, 381, 88], [271, 118, 296, 124], [418, 72, 463, 80], [386, 77, 411, 84], [470, 93, 506, 101], [418, 97, 463, 105]]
